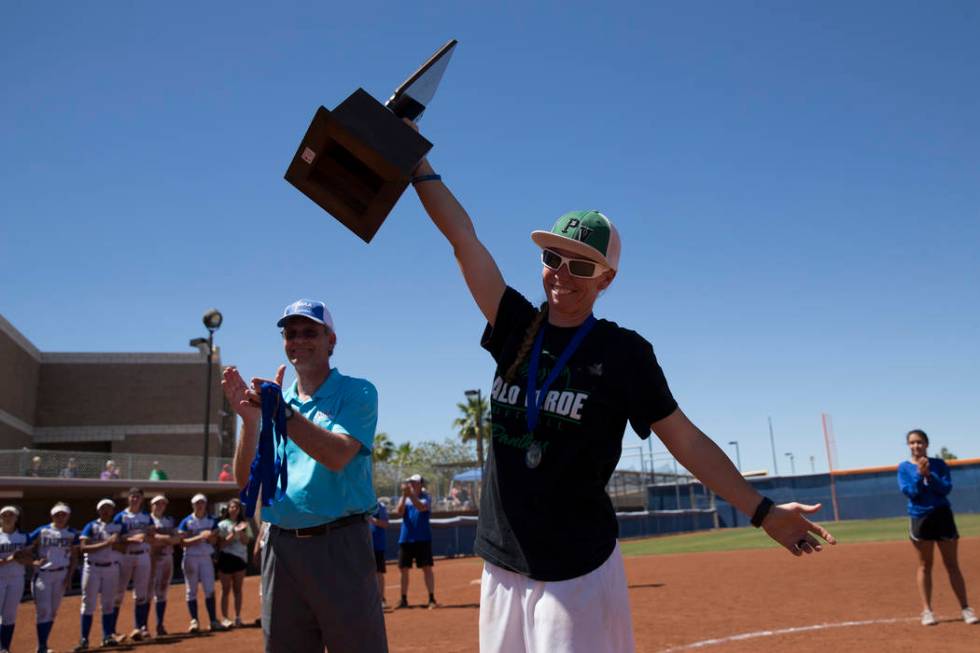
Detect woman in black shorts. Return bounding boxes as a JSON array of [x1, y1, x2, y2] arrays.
[[216, 498, 252, 627], [898, 429, 977, 626]]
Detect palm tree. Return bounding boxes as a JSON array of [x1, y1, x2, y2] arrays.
[[373, 432, 395, 464], [453, 394, 489, 475]]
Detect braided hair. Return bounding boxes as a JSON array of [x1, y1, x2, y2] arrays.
[[505, 301, 549, 383]]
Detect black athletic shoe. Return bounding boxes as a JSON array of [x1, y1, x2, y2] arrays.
[[397, 598, 409, 609], [156, 625, 169, 637], [73, 638, 89, 652], [101, 636, 119, 647]]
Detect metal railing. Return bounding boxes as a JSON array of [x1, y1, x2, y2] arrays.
[[1, 449, 233, 482]]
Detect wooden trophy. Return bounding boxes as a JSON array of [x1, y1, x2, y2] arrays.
[[284, 39, 457, 243]]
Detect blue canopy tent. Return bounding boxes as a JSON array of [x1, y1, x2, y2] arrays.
[[452, 468, 482, 483]]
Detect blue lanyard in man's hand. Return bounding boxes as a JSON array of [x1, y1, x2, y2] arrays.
[[240, 382, 289, 518]]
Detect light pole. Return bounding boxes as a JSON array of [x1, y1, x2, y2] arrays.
[[785, 452, 795, 475], [768, 416, 779, 476], [190, 308, 222, 481], [727, 440, 741, 473], [464, 389, 486, 497]]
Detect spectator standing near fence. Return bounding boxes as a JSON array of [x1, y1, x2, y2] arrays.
[[148, 462, 168, 481], [409, 145, 836, 652], [59, 458, 79, 479], [394, 474, 437, 609], [368, 499, 389, 608], [148, 495, 178, 636], [898, 429, 978, 626], [217, 464, 233, 482], [29, 502, 78, 653], [27, 456, 43, 478], [222, 298, 387, 653], [216, 498, 251, 627], [0, 505, 30, 652], [100, 461, 120, 481]]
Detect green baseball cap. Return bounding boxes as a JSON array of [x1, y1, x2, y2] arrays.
[[530, 210, 621, 270]]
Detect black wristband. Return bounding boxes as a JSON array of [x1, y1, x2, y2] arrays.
[[411, 173, 441, 185], [750, 496, 774, 528]]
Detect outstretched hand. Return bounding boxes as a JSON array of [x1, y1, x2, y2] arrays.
[[762, 502, 837, 556]]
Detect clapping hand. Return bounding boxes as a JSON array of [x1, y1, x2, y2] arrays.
[[244, 366, 287, 409], [761, 502, 837, 556], [917, 457, 930, 477], [222, 366, 260, 421]]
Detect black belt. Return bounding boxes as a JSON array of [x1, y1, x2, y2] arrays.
[[127, 551, 148, 555], [89, 562, 114, 568], [272, 513, 365, 538], [40, 566, 66, 572]]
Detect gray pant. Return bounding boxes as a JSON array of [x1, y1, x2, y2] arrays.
[[261, 520, 387, 653]]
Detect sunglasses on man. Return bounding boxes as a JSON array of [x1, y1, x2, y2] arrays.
[[281, 327, 325, 341], [541, 249, 608, 279]]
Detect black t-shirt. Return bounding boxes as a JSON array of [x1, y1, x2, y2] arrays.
[[476, 287, 678, 581]]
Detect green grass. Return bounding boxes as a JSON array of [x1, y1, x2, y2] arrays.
[[619, 513, 980, 557]]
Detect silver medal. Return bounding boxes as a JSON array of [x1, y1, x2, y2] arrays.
[[525, 442, 543, 469]]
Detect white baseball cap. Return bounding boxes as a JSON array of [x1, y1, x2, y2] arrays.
[[191, 494, 207, 504], [405, 474, 423, 483], [0, 506, 19, 516], [150, 495, 168, 505], [97, 499, 115, 511], [50, 503, 71, 516]]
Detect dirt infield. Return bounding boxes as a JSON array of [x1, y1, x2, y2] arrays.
[[11, 536, 978, 652]]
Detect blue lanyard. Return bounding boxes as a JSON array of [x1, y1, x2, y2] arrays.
[[240, 382, 289, 519], [525, 315, 596, 432]]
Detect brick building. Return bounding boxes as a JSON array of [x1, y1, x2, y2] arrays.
[[0, 313, 235, 478]]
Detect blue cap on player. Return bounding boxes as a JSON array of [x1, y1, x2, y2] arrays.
[[276, 299, 335, 331]]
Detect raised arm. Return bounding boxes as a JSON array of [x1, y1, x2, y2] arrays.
[[411, 156, 506, 325], [652, 408, 836, 555]]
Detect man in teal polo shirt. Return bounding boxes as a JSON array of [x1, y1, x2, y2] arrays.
[[222, 299, 387, 653]]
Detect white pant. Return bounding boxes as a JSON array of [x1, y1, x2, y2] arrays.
[[81, 563, 118, 616], [115, 553, 151, 608], [32, 568, 68, 623], [479, 542, 635, 653], [182, 555, 214, 601], [0, 575, 23, 624], [151, 555, 173, 602]]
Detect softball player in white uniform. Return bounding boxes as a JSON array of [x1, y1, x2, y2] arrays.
[[0, 506, 29, 653], [29, 503, 78, 653], [149, 495, 178, 636], [178, 495, 225, 634], [112, 488, 153, 641], [78, 499, 124, 650]]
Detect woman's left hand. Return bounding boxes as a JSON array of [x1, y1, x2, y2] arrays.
[[762, 502, 837, 556]]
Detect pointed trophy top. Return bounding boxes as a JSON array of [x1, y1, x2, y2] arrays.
[[385, 39, 458, 122]]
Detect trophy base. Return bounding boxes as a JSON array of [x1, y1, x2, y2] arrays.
[[284, 88, 433, 243]]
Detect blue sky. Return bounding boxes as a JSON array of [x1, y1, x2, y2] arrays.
[[2, 2, 977, 474]]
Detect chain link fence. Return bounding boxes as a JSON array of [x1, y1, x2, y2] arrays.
[[1, 449, 233, 481]]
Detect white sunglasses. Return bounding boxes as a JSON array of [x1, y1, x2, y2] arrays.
[[541, 249, 608, 278]]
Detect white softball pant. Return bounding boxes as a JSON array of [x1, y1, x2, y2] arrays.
[[152, 555, 173, 602], [32, 568, 69, 623], [0, 575, 24, 624], [81, 563, 118, 616], [182, 555, 214, 600], [115, 553, 151, 608]]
